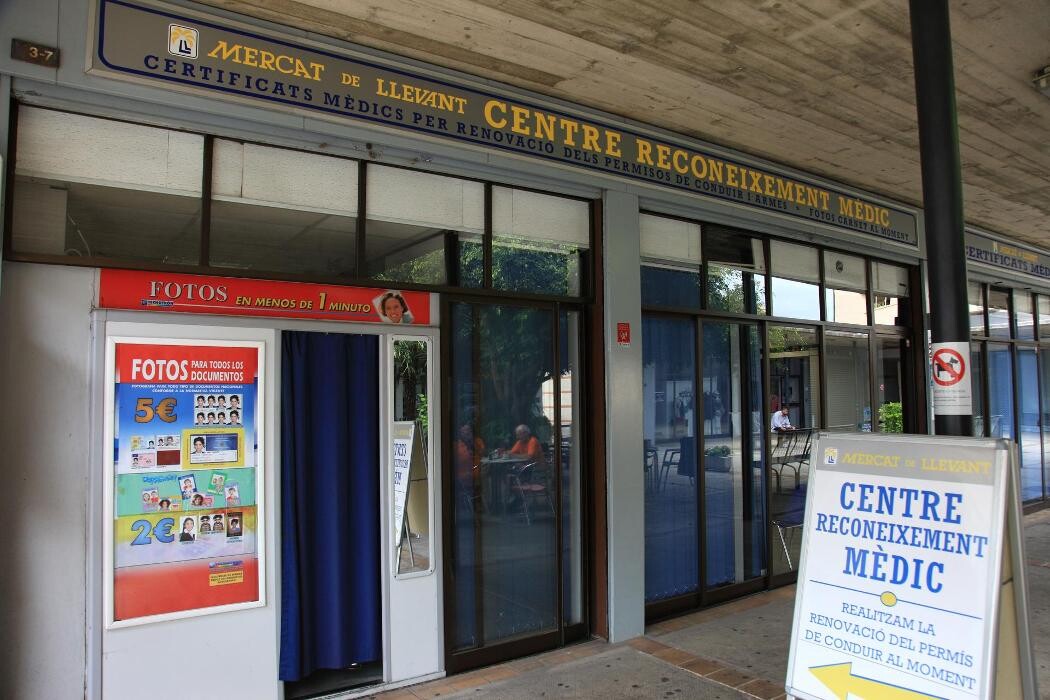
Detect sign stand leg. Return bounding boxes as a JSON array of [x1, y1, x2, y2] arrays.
[[402, 509, 416, 568]]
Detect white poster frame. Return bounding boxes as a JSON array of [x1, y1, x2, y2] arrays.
[[785, 432, 1010, 700], [102, 335, 267, 629]]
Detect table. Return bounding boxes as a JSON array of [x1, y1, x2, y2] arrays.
[[480, 455, 530, 514]]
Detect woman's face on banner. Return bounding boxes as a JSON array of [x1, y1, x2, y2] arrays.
[[383, 297, 404, 323]]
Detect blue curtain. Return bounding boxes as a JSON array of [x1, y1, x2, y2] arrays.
[[279, 332, 381, 682]]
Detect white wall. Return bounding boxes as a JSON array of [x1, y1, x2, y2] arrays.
[[0, 262, 95, 698], [603, 191, 645, 641]]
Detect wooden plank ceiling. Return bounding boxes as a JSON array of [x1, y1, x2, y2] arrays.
[[201, 0, 1050, 250]]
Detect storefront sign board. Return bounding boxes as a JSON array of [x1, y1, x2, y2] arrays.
[[104, 339, 266, 626], [785, 433, 1036, 700], [967, 231, 1050, 283], [90, 0, 918, 246], [99, 269, 433, 325]]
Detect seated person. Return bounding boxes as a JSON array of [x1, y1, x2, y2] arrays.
[[454, 423, 485, 483], [770, 406, 794, 433], [509, 424, 544, 465]]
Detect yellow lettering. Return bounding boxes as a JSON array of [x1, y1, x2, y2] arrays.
[[560, 118, 580, 146], [241, 46, 259, 67], [691, 154, 707, 179], [485, 100, 508, 128], [606, 131, 622, 157], [725, 163, 739, 188], [581, 124, 601, 152], [708, 160, 724, 184], [636, 139, 654, 165], [511, 106, 531, 135], [275, 54, 293, 74], [207, 40, 240, 62], [656, 144, 672, 170], [777, 179, 793, 201], [672, 149, 689, 175], [534, 112, 556, 141], [341, 72, 360, 87], [259, 50, 276, 71]]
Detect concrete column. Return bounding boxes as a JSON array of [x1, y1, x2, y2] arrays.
[[602, 190, 645, 641]]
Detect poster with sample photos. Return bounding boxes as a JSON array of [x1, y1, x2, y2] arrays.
[[105, 339, 264, 627]]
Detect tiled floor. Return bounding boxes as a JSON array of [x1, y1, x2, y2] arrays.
[[369, 509, 1050, 699], [371, 589, 796, 700]]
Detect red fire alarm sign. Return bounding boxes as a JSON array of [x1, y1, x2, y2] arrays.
[[616, 322, 631, 346]]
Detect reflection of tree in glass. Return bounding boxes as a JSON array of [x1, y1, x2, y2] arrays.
[[394, 340, 428, 435], [492, 239, 579, 296], [453, 305, 562, 448], [706, 265, 766, 315]]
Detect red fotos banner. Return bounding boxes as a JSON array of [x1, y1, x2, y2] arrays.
[[115, 344, 258, 384], [99, 270, 432, 325]]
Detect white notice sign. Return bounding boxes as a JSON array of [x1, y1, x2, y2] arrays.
[[786, 433, 1008, 700], [931, 341, 973, 416], [391, 421, 414, 548]]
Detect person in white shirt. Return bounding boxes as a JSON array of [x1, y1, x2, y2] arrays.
[[770, 406, 794, 433]]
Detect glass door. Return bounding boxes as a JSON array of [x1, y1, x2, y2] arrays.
[[767, 326, 820, 580], [701, 321, 766, 596], [445, 300, 585, 669], [642, 316, 766, 616]]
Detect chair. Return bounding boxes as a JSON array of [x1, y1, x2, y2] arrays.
[[508, 462, 553, 524], [772, 507, 806, 571], [770, 429, 811, 492], [658, 449, 680, 491]]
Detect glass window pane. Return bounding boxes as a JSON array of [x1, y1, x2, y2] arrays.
[[1015, 291, 1035, 341], [492, 187, 590, 296], [393, 339, 431, 576], [367, 165, 483, 285], [1041, 349, 1050, 499], [987, 288, 1011, 339], [824, 251, 866, 291], [768, 326, 819, 577], [826, 289, 869, 325], [706, 228, 766, 314], [987, 343, 1014, 441], [972, 345, 986, 437], [1017, 348, 1042, 501], [641, 265, 701, 308], [643, 316, 698, 602], [12, 106, 202, 263], [703, 322, 765, 589], [771, 277, 820, 320], [1039, 296, 1050, 341], [559, 311, 584, 624], [449, 303, 559, 649], [210, 140, 357, 275], [875, 337, 904, 433], [708, 265, 766, 314], [640, 214, 701, 265], [871, 262, 910, 326], [640, 214, 701, 308], [969, 282, 986, 336], [770, 241, 819, 283], [825, 331, 871, 432]]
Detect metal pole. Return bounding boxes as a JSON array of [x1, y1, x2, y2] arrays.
[[909, 0, 973, 436]]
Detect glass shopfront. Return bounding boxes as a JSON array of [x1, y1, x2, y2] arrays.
[[6, 103, 596, 685], [640, 213, 922, 617], [969, 281, 1050, 507]]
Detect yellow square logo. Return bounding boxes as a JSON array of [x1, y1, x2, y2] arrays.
[[168, 24, 198, 59], [824, 447, 838, 465]]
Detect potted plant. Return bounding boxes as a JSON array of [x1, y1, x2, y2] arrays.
[[704, 445, 732, 472]]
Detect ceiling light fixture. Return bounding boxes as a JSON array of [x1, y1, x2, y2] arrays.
[[1033, 65, 1050, 95]]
